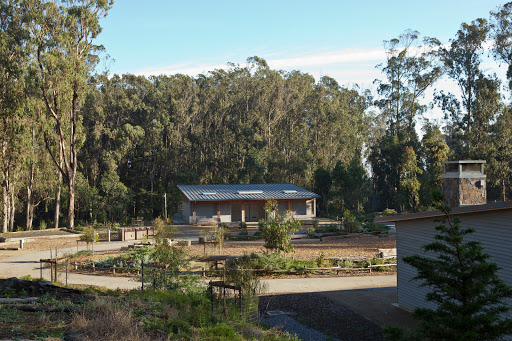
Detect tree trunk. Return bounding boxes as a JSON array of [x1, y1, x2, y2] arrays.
[[9, 189, 15, 232], [54, 148, 63, 229], [2, 180, 8, 233], [503, 178, 507, 202], [67, 176, 75, 230], [26, 164, 34, 231]]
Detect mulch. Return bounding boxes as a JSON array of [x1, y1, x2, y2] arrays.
[[259, 292, 385, 341]]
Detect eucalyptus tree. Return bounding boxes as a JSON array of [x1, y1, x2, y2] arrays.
[[436, 19, 494, 158], [372, 30, 441, 212], [419, 123, 449, 206], [0, 0, 31, 232], [28, 0, 113, 229], [488, 108, 512, 201], [490, 2, 512, 91], [374, 29, 443, 139]]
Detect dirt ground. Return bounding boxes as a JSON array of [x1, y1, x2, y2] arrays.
[[0, 236, 80, 260], [190, 234, 396, 260]]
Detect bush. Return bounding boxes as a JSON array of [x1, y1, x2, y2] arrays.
[[203, 323, 242, 341], [226, 253, 314, 272], [259, 200, 302, 253], [363, 222, 390, 233], [38, 220, 47, 230]]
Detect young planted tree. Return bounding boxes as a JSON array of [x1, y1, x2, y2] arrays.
[[259, 199, 302, 254], [399, 205, 512, 340]]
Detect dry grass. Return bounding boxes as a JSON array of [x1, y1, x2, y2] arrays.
[[71, 297, 150, 341]]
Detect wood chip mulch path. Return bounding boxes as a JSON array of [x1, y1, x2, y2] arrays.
[[259, 292, 385, 341]]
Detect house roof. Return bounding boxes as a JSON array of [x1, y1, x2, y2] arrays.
[[177, 183, 320, 202], [375, 201, 512, 223]]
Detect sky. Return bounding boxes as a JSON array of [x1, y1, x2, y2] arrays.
[[95, 0, 509, 124]]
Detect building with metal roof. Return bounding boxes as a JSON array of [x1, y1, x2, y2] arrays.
[[375, 161, 512, 330], [177, 183, 320, 225]]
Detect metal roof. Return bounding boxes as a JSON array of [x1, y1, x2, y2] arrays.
[[375, 201, 512, 223], [177, 183, 320, 202]]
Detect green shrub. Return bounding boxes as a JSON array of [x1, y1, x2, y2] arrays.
[[259, 200, 302, 253], [383, 208, 397, 215], [363, 222, 390, 233], [38, 220, 47, 230], [227, 253, 314, 272], [203, 323, 242, 341]]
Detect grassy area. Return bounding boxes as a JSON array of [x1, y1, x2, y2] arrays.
[[0, 276, 297, 340]]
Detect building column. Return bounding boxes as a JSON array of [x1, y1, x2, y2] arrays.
[[288, 200, 292, 219], [217, 202, 221, 222], [313, 198, 316, 217], [241, 202, 245, 223], [192, 202, 196, 225]]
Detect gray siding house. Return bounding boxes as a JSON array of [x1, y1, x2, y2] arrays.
[[376, 161, 512, 322], [177, 183, 320, 225], [377, 202, 512, 312]]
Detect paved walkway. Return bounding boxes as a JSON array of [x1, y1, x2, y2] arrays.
[[0, 241, 141, 289]]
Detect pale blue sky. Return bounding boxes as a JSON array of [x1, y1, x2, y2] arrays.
[[97, 0, 505, 89]]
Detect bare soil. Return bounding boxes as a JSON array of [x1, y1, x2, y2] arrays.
[[190, 233, 396, 260], [0, 236, 80, 260]]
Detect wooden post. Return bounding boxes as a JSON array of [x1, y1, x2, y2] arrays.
[[141, 261, 144, 291], [40, 262, 42, 280], [217, 202, 221, 222], [241, 202, 245, 223], [192, 202, 196, 225], [288, 200, 292, 219]]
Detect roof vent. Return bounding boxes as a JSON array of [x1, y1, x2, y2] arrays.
[[202, 192, 217, 195], [283, 190, 297, 194], [237, 190, 263, 195]]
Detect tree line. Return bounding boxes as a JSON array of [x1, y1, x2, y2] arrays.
[[2, 1, 512, 231]]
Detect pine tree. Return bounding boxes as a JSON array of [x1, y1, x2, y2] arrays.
[[403, 204, 512, 340]]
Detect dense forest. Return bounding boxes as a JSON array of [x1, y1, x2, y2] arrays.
[[2, 0, 512, 231]]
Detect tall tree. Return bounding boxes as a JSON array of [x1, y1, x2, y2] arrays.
[[490, 2, 512, 91], [374, 29, 442, 138], [0, 0, 30, 232], [420, 123, 449, 207], [488, 108, 512, 201], [436, 19, 492, 158], [399, 146, 422, 212], [28, 0, 113, 229]]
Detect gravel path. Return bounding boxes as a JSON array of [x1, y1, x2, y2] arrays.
[[261, 313, 340, 341]]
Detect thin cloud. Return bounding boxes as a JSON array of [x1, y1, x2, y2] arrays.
[[132, 46, 388, 84]]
